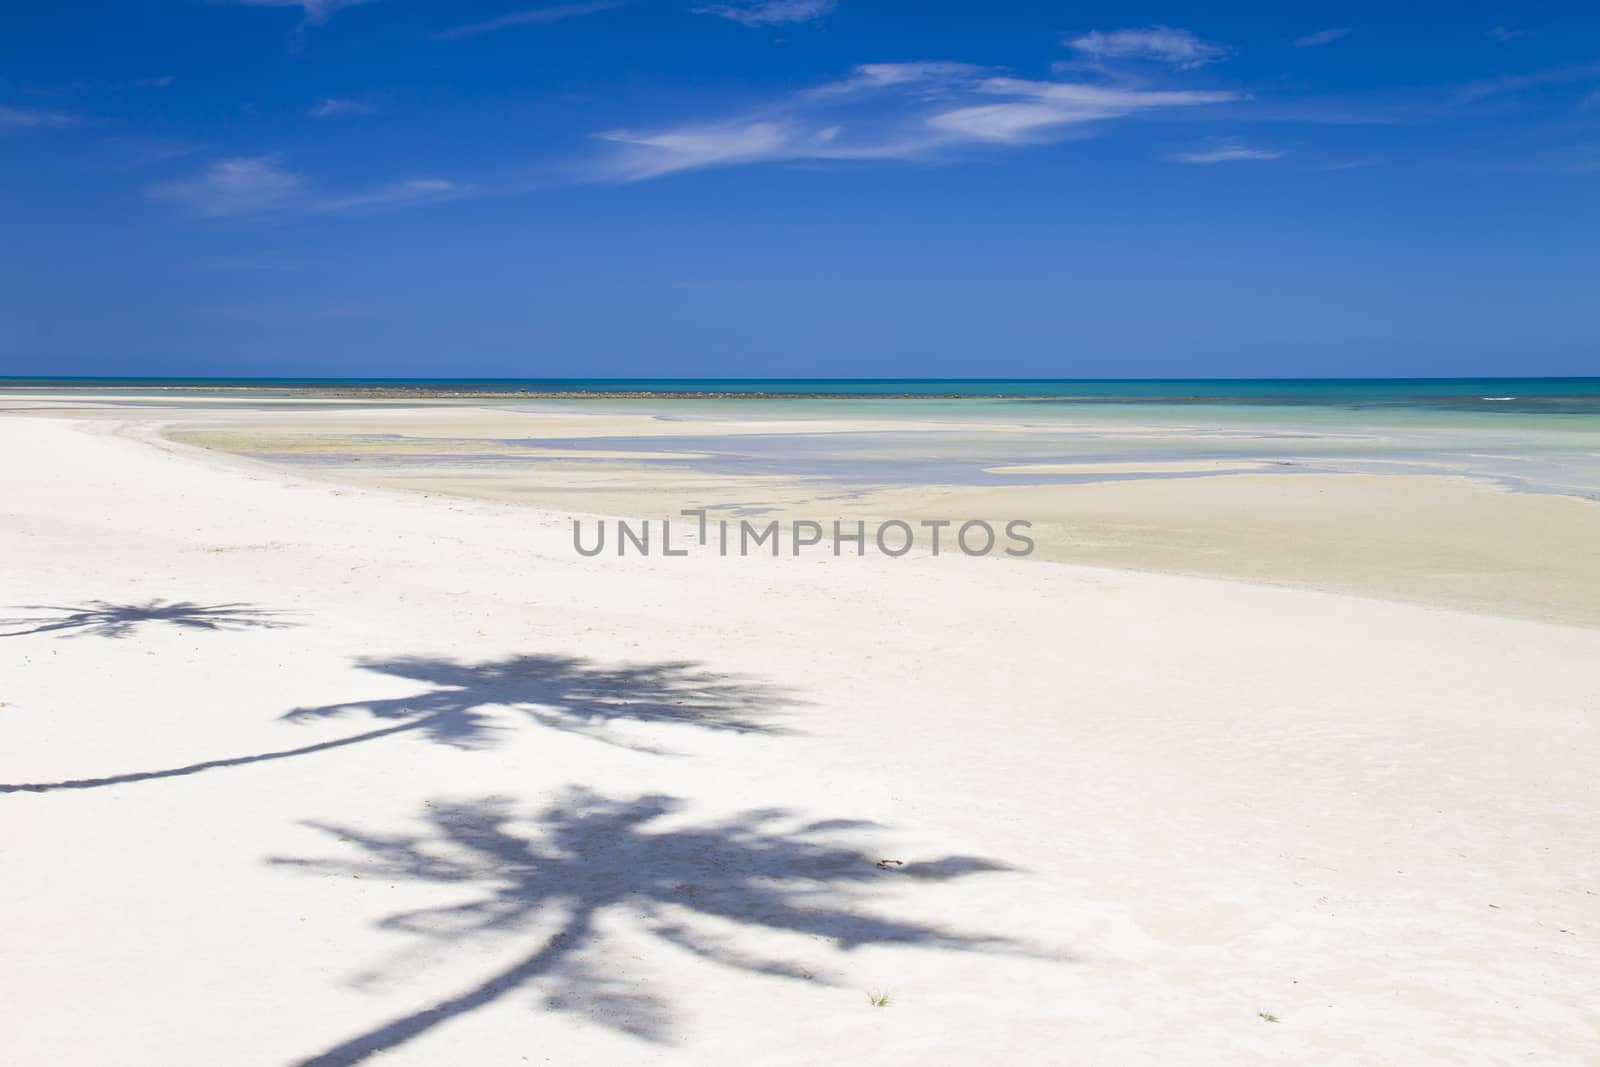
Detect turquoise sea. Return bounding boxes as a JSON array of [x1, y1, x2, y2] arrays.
[[6, 377, 1599, 497], [4, 376, 1600, 415]]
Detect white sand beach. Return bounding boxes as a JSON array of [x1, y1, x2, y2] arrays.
[[3, 400, 1598, 1065]]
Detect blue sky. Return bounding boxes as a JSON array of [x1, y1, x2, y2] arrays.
[[2, 1, 1597, 378]]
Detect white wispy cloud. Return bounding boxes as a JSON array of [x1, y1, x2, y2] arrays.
[[1487, 26, 1534, 42], [0, 104, 79, 128], [1064, 26, 1229, 70], [694, 0, 835, 27], [309, 97, 374, 118], [148, 155, 307, 216], [149, 155, 454, 216], [938, 78, 1237, 142], [808, 61, 987, 94], [136, 75, 177, 88], [224, 0, 377, 25], [598, 123, 807, 178], [315, 178, 457, 211], [434, 1, 622, 40], [94, 137, 203, 174], [597, 61, 1237, 180], [1457, 60, 1600, 103], [1294, 28, 1352, 48], [1168, 143, 1285, 164], [1227, 59, 1600, 128]]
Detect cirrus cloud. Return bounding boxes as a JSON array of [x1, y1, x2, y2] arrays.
[[938, 78, 1237, 143], [309, 97, 375, 118], [222, 0, 377, 26], [148, 155, 455, 217], [1064, 26, 1230, 70], [433, 1, 623, 40], [1168, 142, 1285, 164], [0, 104, 80, 128], [148, 155, 306, 216], [1294, 28, 1352, 48], [315, 178, 457, 212], [694, 0, 835, 27], [597, 61, 1238, 180]]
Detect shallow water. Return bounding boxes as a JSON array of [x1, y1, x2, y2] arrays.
[[9, 378, 1600, 497]]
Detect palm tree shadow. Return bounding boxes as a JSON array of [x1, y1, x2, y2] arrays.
[[1, 654, 794, 794], [274, 791, 1039, 1065], [0, 600, 296, 639]]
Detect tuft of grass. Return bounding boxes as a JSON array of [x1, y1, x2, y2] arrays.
[[867, 990, 891, 1008], [1257, 1010, 1279, 1023]]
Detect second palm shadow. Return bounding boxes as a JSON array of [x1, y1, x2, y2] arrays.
[[1, 654, 795, 794]]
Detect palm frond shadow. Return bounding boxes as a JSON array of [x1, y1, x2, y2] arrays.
[[1, 654, 794, 794], [0, 600, 296, 639], [282, 654, 796, 753], [275, 790, 1039, 1065]]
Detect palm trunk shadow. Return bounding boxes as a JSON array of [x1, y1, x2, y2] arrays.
[[275, 792, 1038, 1063], [3, 653, 793, 795], [296, 913, 593, 1067], [0, 720, 427, 794]]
